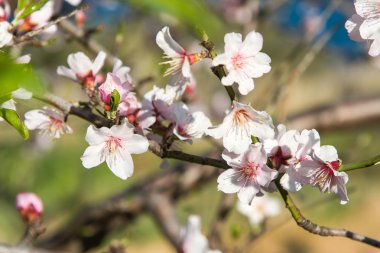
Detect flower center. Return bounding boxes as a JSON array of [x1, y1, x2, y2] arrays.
[[231, 53, 245, 70], [177, 125, 190, 138], [240, 161, 259, 180], [106, 136, 122, 154], [270, 147, 293, 169], [233, 108, 252, 126]]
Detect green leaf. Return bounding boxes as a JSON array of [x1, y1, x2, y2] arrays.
[[0, 108, 29, 140], [0, 94, 13, 105], [0, 53, 43, 97], [16, 0, 28, 13], [110, 89, 121, 113], [15, 0, 50, 21]]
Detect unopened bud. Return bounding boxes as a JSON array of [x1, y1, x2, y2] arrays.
[[76, 10, 87, 28], [16, 192, 43, 223]]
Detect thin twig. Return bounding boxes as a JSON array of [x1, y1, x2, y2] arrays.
[[339, 155, 380, 172]]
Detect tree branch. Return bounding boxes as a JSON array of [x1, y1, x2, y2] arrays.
[[339, 154, 380, 172]]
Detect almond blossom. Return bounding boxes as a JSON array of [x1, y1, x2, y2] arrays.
[[298, 145, 349, 204], [345, 0, 380, 57], [264, 125, 320, 192], [16, 192, 43, 223], [80, 121, 149, 180], [156, 26, 200, 98], [218, 143, 278, 205], [24, 107, 73, 138], [98, 73, 131, 105], [180, 215, 222, 253], [57, 51, 106, 88], [171, 102, 211, 141], [213, 30, 271, 95], [206, 102, 274, 154], [237, 194, 281, 226]]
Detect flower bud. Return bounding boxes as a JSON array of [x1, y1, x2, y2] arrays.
[[16, 192, 43, 223]]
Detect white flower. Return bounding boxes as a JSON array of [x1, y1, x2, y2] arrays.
[[24, 107, 73, 138], [80, 121, 149, 180], [218, 143, 278, 205], [237, 194, 281, 226], [171, 102, 211, 141], [156, 26, 200, 98], [213, 31, 271, 95], [345, 0, 380, 56], [206, 102, 274, 154], [181, 215, 222, 253], [298, 145, 349, 204], [57, 51, 106, 87], [0, 21, 13, 48]]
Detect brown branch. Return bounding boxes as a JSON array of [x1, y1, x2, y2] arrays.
[[0, 244, 60, 253]]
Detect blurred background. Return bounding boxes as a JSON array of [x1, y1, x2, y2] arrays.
[[1, 0, 380, 252]]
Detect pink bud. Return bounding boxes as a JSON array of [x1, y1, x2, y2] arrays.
[[16, 192, 43, 223], [75, 10, 87, 28]]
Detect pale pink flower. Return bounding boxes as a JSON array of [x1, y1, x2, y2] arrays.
[[218, 143, 278, 205], [264, 125, 320, 192], [0, 21, 12, 47], [171, 102, 211, 141], [213, 31, 271, 95], [57, 51, 106, 88], [16, 192, 43, 223], [117, 93, 140, 117], [80, 121, 149, 180], [206, 102, 274, 154], [156, 26, 200, 97], [181, 215, 222, 253], [299, 145, 349, 204], [98, 73, 131, 105], [24, 107, 73, 138], [345, 0, 380, 56], [237, 194, 281, 226]]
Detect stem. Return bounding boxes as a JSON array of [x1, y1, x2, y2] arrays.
[[198, 29, 236, 102], [339, 155, 380, 172]]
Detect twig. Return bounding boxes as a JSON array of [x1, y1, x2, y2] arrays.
[[275, 180, 380, 248], [339, 155, 380, 172]]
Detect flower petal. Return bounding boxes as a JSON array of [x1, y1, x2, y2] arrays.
[[81, 143, 106, 168]]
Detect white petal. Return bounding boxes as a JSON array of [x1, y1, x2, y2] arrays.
[[224, 32, 243, 52], [81, 144, 106, 168], [68, 52, 92, 75], [315, 145, 338, 162], [345, 14, 365, 42], [359, 18, 380, 40], [212, 53, 230, 66], [156, 26, 185, 57], [24, 110, 50, 130], [240, 31, 263, 56], [92, 51, 106, 74], [217, 169, 242, 193], [122, 134, 149, 154], [369, 37, 380, 57], [57, 66, 77, 80], [105, 149, 134, 180], [238, 185, 259, 205], [85, 125, 109, 145]]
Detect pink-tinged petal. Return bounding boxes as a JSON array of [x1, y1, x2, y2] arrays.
[[345, 14, 365, 42], [212, 53, 230, 66], [122, 134, 149, 154], [224, 32, 243, 52], [68, 52, 92, 75], [244, 144, 267, 166], [280, 169, 302, 192], [92, 51, 106, 74], [256, 165, 278, 187], [369, 37, 380, 57], [315, 145, 338, 162], [252, 52, 272, 71], [156, 26, 185, 57], [81, 143, 106, 168], [237, 185, 259, 205], [24, 110, 50, 130], [110, 121, 135, 138], [85, 125, 109, 145], [105, 149, 134, 180], [297, 159, 321, 178], [224, 125, 252, 153], [359, 18, 380, 40], [217, 169, 242, 193], [240, 30, 263, 56], [57, 66, 77, 80]]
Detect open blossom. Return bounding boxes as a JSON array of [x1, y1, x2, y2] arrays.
[[57, 51, 106, 88], [181, 215, 222, 253], [16, 192, 43, 223], [345, 0, 380, 56], [142, 85, 177, 122], [218, 143, 278, 205], [207, 101, 274, 154], [213, 31, 271, 95], [237, 194, 281, 226], [264, 125, 320, 192], [24, 107, 73, 138], [98, 73, 131, 105], [299, 145, 349, 204], [0, 21, 12, 48], [156, 26, 200, 98], [171, 103, 211, 141], [80, 121, 149, 180]]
